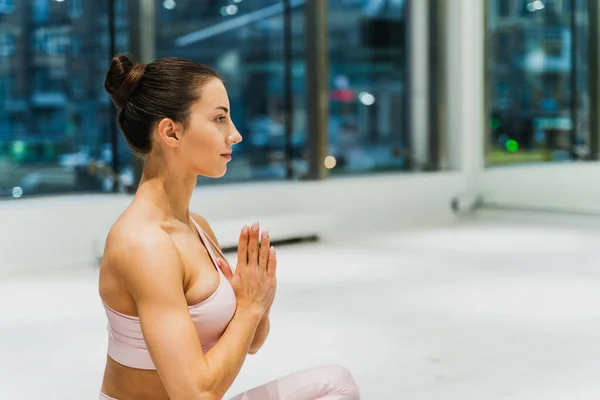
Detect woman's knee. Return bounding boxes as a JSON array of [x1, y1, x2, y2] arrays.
[[322, 364, 360, 399]]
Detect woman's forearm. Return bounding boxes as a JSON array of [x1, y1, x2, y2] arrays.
[[202, 307, 262, 398], [248, 314, 270, 354]]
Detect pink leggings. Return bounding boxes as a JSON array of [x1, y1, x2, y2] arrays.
[[229, 365, 359, 400], [100, 364, 359, 399]]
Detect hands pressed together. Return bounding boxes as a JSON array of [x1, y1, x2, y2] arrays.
[[216, 222, 277, 318]]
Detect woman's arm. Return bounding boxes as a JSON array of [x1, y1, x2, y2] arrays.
[[191, 212, 272, 354], [110, 227, 262, 400], [248, 313, 270, 354]]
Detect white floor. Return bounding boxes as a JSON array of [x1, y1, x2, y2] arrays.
[[2, 211, 600, 399]]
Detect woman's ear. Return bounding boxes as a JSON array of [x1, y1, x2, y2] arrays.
[[156, 118, 183, 149]]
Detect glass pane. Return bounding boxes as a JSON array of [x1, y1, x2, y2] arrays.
[[0, 0, 116, 198], [327, 0, 409, 176], [154, 0, 306, 184], [487, 0, 590, 165]]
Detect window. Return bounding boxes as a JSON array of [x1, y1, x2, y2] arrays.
[[487, 0, 590, 164], [0, 0, 114, 197], [0, 0, 416, 198], [327, 0, 409, 175]]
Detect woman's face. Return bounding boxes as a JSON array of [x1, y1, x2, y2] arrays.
[[178, 78, 242, 178]]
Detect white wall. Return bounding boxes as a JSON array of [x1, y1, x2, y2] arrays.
[[482, 163, 600, 213], [0, 172, 464, 277]]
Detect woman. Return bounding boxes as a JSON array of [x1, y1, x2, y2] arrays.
[[98, 54, 360, 400]]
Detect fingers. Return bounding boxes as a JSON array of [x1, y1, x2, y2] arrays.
[[237, 225, 249, 268], [258, 229, 270, 272], [267, 245, 277, 277], [217, 258, 234, 280], [247, 222, 260, 268]]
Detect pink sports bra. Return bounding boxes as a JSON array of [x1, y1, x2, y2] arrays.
[[103, 217, 237, 370]]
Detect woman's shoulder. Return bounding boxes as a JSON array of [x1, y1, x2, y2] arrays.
[[106, 212, 161, 247], [103, 211, 182, 274], [99, 211, 186, 313]]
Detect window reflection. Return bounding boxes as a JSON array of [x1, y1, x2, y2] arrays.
[[327, 0, 409, 175], [0, 0, 417, 198], [0, 0, 119, 197], [487, 0, 590, 165]]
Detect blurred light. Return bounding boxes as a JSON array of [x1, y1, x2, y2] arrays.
[[11, 140, 25, 157], [526, 49, 546, 71], [335, 75, 350, 90], [331, 89, 355, 102], [506, 139, 519, 153], [490, 117, 501, 130], [216, 51, 240, 75], [233, 0, 243, 3], [12, 187, 23, 198], [324, 156, 337, 169], [163, 0, 176, 10], [177, 0, 307, 47], [54, 0, 65, 2], [359, 92, 375, 106], [221, 5, 238, 16], [527, 0, 545, 12]]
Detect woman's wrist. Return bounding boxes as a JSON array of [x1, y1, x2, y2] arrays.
[[237, 303, 265, 321], [261, 309, 271, 321]]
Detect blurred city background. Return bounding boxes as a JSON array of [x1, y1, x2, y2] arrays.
[[3, 0, 600, 398]]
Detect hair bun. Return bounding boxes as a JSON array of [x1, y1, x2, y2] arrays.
[[104, 54, 147, 109]]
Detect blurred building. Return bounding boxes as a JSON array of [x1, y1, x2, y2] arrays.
[[488, 0, 590, 162], [0, 0, 414, 195]]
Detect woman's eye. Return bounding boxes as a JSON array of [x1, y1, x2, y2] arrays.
[[216, 116, 227, 122]]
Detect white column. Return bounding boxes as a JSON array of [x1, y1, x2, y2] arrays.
[[409, 0, 430, 170], [444, 0, 486, 204]]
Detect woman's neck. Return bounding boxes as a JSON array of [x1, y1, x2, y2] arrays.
[[136, 158, 198, 224]]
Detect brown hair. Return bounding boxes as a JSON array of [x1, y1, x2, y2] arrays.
[[104, 54, 220, 156]]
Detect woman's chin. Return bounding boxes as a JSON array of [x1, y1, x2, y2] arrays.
[[212, 167, 228, 179], [197, 163, 228, 179]]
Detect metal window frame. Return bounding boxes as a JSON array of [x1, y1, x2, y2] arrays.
[[304, 0, 329, 180], [570, 0, 579, 155], [428, 0, 443, 170], [108, 0, 119, 191], [124, 0, 155, 191], [483, 0, 492, 167], [588, 0, 600, 160], [283, 0, 294, 179]]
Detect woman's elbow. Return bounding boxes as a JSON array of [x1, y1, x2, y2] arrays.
[[194, 380, 222, 400]]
